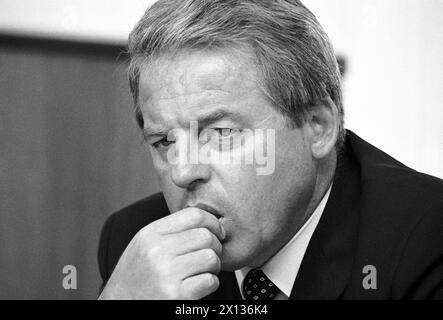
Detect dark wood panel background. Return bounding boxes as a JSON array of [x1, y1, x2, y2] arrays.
[[0, 37, 160, 299]]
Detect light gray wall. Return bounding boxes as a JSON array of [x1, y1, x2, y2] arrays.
[[0, 44, 160, 299]]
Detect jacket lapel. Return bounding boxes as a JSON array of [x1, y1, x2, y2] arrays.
[[290, 141, 361, 299]]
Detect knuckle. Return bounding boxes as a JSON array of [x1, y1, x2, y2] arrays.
[[155, 260, 176, 279], [144, 220, 159, 234], [146, 243, 162, 259], [145, 239, 170, 263], [131, 229, 159, 258], [204, 249, 219, 266], [180, 284, 195, 300], [164, 284, 180, 300], [135, 224, 150, 240], [197, 228, 213, 244], [148, 222, 161, 234], [203, 273, 219, 289], [188, 209, 204, 225]]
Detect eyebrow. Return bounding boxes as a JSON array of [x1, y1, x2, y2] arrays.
[[142, 126, 169, 141], [142, 109, 244, 140], [196, 109, 244, 128]]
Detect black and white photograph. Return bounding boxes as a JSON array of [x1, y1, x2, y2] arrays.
[[1, 0, 443, 304]]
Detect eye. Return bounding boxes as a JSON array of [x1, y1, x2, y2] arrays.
[[199, 128, 235, 142], [152, 137, 174, 149], [212, 128, 236, 137], [204, 128, 243, 151]]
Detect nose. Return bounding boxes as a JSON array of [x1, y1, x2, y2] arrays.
[[171, 161, 211, 189], [169, 126, 211, 189]]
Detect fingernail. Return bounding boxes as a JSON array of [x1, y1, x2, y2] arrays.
[[219, 219, 226, 240]]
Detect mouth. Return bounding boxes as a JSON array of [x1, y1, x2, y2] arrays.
[[186, 203, 222, 219]]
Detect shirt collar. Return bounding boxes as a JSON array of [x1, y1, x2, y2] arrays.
[[235, 184, 332, 298]]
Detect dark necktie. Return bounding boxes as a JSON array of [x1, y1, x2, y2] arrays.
[[242, 269, 278, 300]]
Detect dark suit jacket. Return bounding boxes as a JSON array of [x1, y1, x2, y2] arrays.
[[98, 130, 443, 299]]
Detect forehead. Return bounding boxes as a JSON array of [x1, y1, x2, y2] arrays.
[[138, 49, 269, 126], [140, 49, 258, 100]]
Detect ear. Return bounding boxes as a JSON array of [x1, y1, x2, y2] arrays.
[[305, 96, 339, 159]]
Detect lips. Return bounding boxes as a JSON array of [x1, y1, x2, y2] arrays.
[[186, 203, 222, 218]]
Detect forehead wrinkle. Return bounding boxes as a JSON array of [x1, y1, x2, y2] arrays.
[[142, 82, 270, 132], [147, 89, 230, 106], [144, 72, 255, 105], [140, 49, 259, 104], [143, 66, 260, 113], [140, 89, 232, 133], [139, 49, 271, 133]]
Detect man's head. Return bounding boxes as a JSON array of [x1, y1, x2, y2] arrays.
[[128, 0, 343, 270]]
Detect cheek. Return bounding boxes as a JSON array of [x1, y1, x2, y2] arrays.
[[215, 164, 258, 199], [150, 147, 170, 169], [159, 180, 183, 214], [151, 157, 182, 213], [217, 168, 276, 225], [151, 155, 169, 188]]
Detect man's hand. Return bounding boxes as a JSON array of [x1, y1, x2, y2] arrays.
[[99, 208, 225, 299]]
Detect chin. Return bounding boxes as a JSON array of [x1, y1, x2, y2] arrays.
[[220, 241, 259, 271], [220, 258, 245, 271]]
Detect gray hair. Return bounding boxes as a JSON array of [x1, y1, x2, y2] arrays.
[[128, 0, 345, 146]]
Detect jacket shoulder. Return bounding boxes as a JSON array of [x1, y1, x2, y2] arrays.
[[347, 130, 443, 207], [344, 131, 443, 298], [97, 192, 169, 286]]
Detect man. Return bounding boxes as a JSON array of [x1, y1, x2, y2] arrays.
[[98, 0, 443, 299]]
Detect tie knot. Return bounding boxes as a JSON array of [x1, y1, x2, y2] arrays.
[[243, 269, 278, 300]]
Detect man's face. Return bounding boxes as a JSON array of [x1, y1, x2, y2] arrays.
[[139, 49, 317, 270]]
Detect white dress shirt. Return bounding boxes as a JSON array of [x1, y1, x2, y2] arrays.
[[235, 185, 332, 300]]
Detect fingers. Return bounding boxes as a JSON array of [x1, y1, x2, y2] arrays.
[[165, 227, 223, 256], [123, 208, 224, 299], [102, 208, 224, 300], [152, 207, 225, 241], [181, 273, 220, 300], [174, 248, 221, 279]]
